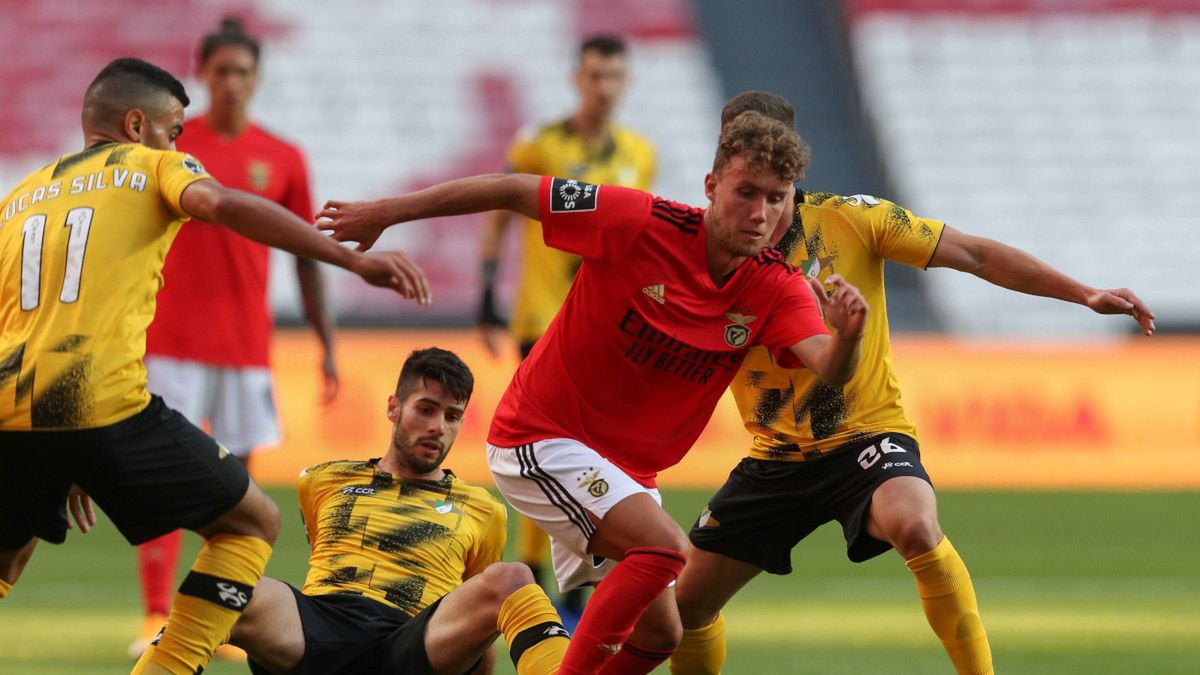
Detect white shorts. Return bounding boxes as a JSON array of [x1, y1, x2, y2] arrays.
[[487, 438, 661, 592], [145, 355, 280, 457]]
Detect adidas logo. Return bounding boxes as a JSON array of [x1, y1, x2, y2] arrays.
[[642, 283, 665, 304]]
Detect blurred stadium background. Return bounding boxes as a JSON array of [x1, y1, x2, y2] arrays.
[[1, 0, 1197, 672]]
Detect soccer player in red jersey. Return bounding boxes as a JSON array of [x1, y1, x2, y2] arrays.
[[318, 111, 868, 674], [130, 19, 340, 659]]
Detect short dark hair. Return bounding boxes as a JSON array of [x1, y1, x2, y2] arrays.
[[721, 91, 795, 129], [395, 348, 474, 404], [199, 16, 261, 65], [579, 34, 626, 60], [85, 58, 189, 110], [713, 111, 810, 183]]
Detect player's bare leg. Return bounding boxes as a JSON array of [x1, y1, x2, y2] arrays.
[[228, 577, 305, 671], [422, 561, 567, 675], [670, 544, 762, 674], [132, 481, 280, 674], [0, 537, 38, 598], [867, 476, 993, 675], [558, 494, 687, 674]]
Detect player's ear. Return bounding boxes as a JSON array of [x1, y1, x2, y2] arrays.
[[704, 171, 718, 201], [386, 395, 400, 422], [123, 108, 146, 144]]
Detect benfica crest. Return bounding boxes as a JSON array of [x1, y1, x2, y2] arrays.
[[723, 312, 756, 347], [248, 161, 271, 192]]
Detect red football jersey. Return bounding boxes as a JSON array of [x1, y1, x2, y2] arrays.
[[146, 117, 313, 367], [488, 177, 829, 486]]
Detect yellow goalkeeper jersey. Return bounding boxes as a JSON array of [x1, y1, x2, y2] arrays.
[[506, 118, 656, 343], [298, 459, 507, 616], [0, 142, 210, 430], [733, 191, 946, 460]]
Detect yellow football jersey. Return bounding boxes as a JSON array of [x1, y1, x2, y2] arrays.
[[507, 119, 656, 343], [0, 143, 211, 430], [733, 191, 946, 460], [298, 460, 507, 616]]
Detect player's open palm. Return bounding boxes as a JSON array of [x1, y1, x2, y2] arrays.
[[1086, 287, 1156, 336], [352, 251, 432, 305], [811, 274, 867, 339], [317, 199, 388, 252]]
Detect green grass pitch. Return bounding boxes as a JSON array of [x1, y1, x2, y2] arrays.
[[1, 488, 1197, 673]]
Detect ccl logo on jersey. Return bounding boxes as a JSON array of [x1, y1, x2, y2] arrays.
[[550, 178, 598, 213], [341, 485, 377, 496]]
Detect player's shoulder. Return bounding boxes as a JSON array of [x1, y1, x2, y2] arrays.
[[802, 190, 895, 218], [447, 473, 506, 513], [612, 124, 655, 151], [299, 458, 375, 483], [245, 122, 307, 158], [513, 117, 569, 146], [750, 246, 802, 277], [645, 194, 702, 236]]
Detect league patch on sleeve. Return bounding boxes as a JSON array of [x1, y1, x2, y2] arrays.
[[182, 156, 207, 175], [550, 178, 599, 213]]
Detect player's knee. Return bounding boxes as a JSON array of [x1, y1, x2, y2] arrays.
[[480, 562, 537, 604], [622, 521, 688, 559], [254, 494, 282, 544], [890, 515, 943, 558]]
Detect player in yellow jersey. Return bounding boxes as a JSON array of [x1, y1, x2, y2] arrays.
[[669, 91, 1157, 675], [134, 348, 570, 675], [476, 34, 656, 624], [0, 58, 428, 675]]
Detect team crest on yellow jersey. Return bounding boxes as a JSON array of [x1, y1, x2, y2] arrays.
[[248, 161, 271, 192], [425, 498, 458, 515], [800, 255, 836, 279]]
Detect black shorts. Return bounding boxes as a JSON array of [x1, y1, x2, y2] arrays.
[[247, 588, 441, 675], [0, 395, 249, 549], [688, 433, 931, 573]]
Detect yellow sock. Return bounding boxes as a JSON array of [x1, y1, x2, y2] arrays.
[[669, 613, 726, 675], [498, 583, 569, 675], [906, 537, 993, 675], [0, 578, 11, 599], [133, 534, 271, 675]]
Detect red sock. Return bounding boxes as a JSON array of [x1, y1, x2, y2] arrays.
[[138, 530, 182, 616], [596, 641, 674, 675], [558, 547, 686, 675]]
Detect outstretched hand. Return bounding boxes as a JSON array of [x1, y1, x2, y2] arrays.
[[1086, 288, 1156, 336], [317, 200, 388, 252], [353, 251, 432, 306], [809, 274, 867, 339]]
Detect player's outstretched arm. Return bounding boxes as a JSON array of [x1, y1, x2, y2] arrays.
[[180, 179, 431, 305], [316, 173, 542, 252], [929, 226, 1156, 335], [786, 275, 868, 387]]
